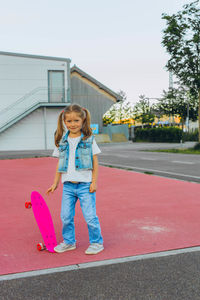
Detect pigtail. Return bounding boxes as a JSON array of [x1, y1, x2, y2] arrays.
[[54, 111, 65, 147], [82, 108, 93, 140]]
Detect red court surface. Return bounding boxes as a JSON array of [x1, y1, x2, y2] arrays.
[[1, 157, 200, 276]]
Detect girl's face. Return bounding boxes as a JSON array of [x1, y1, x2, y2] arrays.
[[64, 112, 84, 136]]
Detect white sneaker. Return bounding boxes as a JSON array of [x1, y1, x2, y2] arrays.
[[54, 242, 76, 253], [85, 243, 104, 255]]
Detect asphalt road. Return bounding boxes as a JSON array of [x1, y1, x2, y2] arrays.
[[1, 142, 198, 183], [98, 141, 200, 183], [1, 249, 200, 300], [1, 141, 200, 300]]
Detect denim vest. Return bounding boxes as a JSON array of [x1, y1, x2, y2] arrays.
[[58, 132, 94, 173]]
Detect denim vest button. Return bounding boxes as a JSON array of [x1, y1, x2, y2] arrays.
[[76, 157, 79, 159], [76, 166, 79, 168]]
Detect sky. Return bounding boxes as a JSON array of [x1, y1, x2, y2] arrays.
[[0, 0, 190, 104]]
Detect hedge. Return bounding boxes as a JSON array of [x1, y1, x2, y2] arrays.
[[182, 129, 198, 142], [133, 127, 183, 143]]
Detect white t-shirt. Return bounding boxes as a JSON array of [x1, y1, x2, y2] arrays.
[[52, 136, 101, 183]]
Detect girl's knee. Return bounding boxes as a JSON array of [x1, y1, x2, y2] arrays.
[[85, 215, 98, 226], [61, 213, 74, 224]]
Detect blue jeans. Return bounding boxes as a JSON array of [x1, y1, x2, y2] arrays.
[[61, 182, 103, 245]]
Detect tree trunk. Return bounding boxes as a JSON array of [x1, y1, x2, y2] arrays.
[[199, 90, 200, 143]]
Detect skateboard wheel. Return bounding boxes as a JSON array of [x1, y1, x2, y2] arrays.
[[25, 201, 32, 208], [37, 243, 45, 251]]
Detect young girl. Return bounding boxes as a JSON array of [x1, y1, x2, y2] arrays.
[[46, 104, 103, 255]]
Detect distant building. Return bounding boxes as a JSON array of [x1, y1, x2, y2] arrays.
[[0, 51, 121, 150]]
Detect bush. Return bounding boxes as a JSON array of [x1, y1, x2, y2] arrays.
[[133, 127, 182, 143], [182, 129, 198, 142], [193, 142, 200, 150]]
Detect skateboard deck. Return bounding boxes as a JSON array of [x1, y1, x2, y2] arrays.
[[30, 191, 57, 253]]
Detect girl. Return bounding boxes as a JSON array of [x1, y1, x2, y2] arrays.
[[46, 104, 104, 255]]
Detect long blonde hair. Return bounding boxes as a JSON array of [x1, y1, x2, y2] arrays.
[[54, 104, 93, 147]]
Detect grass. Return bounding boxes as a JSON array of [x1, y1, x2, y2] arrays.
[[144, 171, 154, 175], [147, 148, 200, 154], [144, 142, 200, 154]]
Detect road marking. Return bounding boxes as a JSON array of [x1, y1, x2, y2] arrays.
[[140, 157, 157, 161], [1, 246, 200, 281], [99, 162, 200, 180], [172, 161, 194, 165], [113, 154, 130, 158]]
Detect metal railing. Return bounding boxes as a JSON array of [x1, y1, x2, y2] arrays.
[[0, 87, 68, 132]]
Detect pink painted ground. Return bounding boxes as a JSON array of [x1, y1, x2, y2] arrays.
[[1, 157, 200, 275]]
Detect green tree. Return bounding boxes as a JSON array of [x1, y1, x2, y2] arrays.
[[162, 0, 200, 141], [133, 95, 155, 127], [103, 91, 134, 125], [118, 90, 127, 102], [157, 85, 198, 129], [117, 90, 128, 123]]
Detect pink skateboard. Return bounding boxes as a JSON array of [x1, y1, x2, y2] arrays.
[[26, 191, 57, 253]]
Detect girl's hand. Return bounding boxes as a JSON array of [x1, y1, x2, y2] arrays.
[[46, 183, 58, 195], [89, 182, 97, 193]]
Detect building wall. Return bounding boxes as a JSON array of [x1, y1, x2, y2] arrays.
[[0, 55, 117, 150], [71, 72, 116, 133], [0, 54, 69, 111], [0, 107, 62, 151]]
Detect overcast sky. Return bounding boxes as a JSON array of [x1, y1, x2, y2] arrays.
[[0, 0, 190, 103]]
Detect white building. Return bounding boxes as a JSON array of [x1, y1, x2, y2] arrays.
[[0, 52, 121, 151], [0, 51, 71, 151]]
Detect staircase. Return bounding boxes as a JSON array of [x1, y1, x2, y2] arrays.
[[0, 87, 68, 134]]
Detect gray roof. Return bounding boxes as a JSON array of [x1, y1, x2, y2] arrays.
[[71, 65, 122, 101], [0, 51, 71, 63]]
